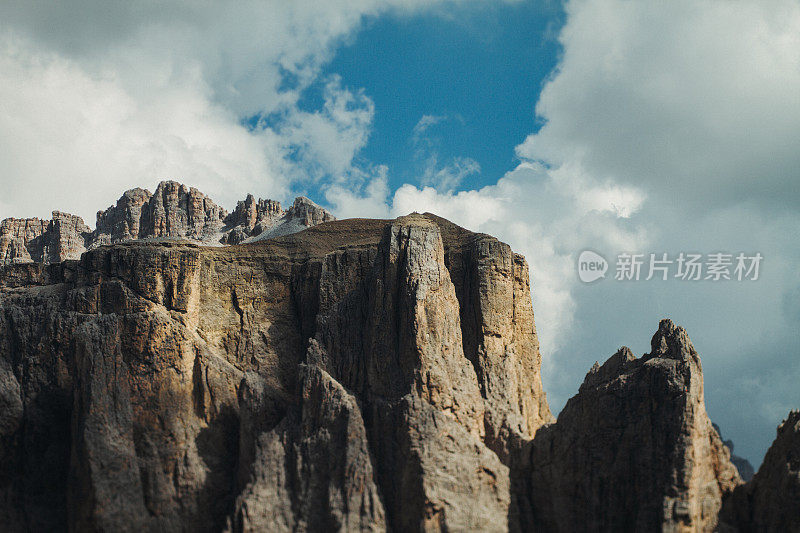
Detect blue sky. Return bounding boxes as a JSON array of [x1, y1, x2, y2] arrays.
[[317, 3, 563, 192], [1, 0, 799, 466]]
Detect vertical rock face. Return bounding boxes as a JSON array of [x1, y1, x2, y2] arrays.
[[0, 214, 550, 532], [2, 181, 336, 263], [1, 205, 794, 532], [94, 181, 228, 244], [0, 213, 91, 265], [720, 410, 800, 532], [221, 194, 283, 244], [519, 320, 742, 532], [439, 218, 553, 460], [93, 187, 152, 244], [149, 181, 228, 240], [307, 217, 508, 531], [0, 218, 48, 263]]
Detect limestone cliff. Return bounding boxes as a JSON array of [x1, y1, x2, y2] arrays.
[[1, 181, 335, 266], [0, 214, 550, 532], [0, 190, 796, 531], [517, 320, 742, 532]]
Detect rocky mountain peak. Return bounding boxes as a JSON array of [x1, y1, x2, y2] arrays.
[[581, 345, 636, 390], [0, 191, 796, 531], [646, 318, 699, 363], [523, 321, 741, 532], [287, 196, 336, 227], [1, 180, 336, 265]]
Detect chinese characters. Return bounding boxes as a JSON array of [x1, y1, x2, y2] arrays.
[[613, 252, 762, 281]]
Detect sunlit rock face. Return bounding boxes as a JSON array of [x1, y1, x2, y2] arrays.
[[0, 213, 550, 531], [1, 184, 795, 531]]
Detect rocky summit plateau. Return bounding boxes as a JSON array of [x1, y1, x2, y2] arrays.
[[0, 181, 796, 532]]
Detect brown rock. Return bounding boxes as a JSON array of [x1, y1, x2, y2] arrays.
[[0, 217, 48, 264], [0, 214, 546, 532], [94, 181, 228, 244], [518, 320, 742, 532], [5, 182, 336, 262], [93, 187, 152, 244], [3, 205, 779, 532], [0, 213, 91, 265], [287, 196, 336, 227], [720, 410, 800, 532]]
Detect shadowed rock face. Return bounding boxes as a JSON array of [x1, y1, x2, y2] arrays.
[[0, 214, 550, 532], [719, 410, 800, 532], [517, 320, 742, 533]]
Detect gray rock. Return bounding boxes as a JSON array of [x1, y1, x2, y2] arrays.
[[720, 410, 800, 532], [0, 214, 547, 531], [518, 320, 742, 532]]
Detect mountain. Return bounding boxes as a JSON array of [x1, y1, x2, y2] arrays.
[[0, 180, 334, 265], [0, 182, 796, 532]]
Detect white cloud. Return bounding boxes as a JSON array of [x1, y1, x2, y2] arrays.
[[0, 32, 281, 223], [0, 0, 488, 223], [412, 114, 446, 140], [419, 155, 481, 191], [268, 75, 375, 181], [517, 0, 800, 210], [325, 166, 391, 219], [410, 114, 480, 191], [391, 162, 648, 357], [383, 0, 800, 463]]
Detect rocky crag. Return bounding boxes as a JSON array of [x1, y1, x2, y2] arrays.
[[719, 410, 800, 532], [0, 180, 334, 265], [0, 182, 796, 532]]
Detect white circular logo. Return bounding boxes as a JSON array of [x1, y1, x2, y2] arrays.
[[578, 250, 608, 283]]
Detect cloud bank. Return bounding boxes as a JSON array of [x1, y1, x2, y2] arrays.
[[0, 0, 480, 222], [383, 0, 800, 463]]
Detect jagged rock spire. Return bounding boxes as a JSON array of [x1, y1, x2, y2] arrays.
[[1, 180, 336, 265]]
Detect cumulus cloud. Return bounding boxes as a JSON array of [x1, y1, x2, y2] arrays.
[[0, 31, 283, 222], [324, 166, 391, 220], [517, 0, 800, 210], [386, 0, 800, 463], [0, 0, 485, 222]]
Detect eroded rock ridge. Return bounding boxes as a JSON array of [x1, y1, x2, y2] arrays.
[[0, 181, 334, 265]]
